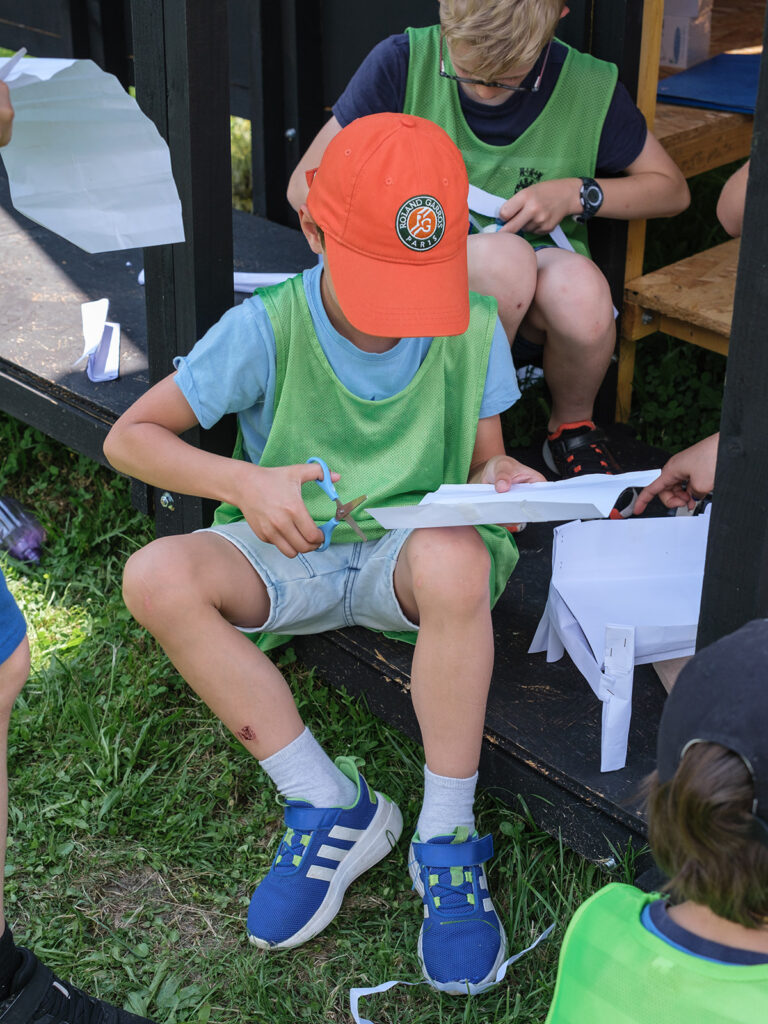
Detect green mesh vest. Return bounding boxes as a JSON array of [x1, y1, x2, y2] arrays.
[[403, 25, 617, 257], [546, 883, 768, 1023], [213, 273, 518, 639]]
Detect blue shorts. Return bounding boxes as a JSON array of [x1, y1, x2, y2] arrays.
[[0, 566, 27, 665], [204, 522, 419, 636]]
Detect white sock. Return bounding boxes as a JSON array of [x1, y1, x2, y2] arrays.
[[416, 764, 478, 842], [259, 727, 357, 808]]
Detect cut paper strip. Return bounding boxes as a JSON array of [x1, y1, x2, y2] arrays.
[[349, 923, 554, 1024], [0, 55, 184, 253], [0, 48, 26, 82], [367, 471, 660, 531]]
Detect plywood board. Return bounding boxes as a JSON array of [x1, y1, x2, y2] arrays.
[[625, 238, 739, 337]]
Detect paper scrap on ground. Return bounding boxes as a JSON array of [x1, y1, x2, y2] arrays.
[[529, 510, 709, 771], [367, 471, 659, 530], [76, 299, 121, 382], [0, 54, 184, 253], [467, 184, 619, 317], [349, 922, 554, 1024]]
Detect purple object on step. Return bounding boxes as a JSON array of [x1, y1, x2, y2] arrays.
[[0, 496, 46, 563]]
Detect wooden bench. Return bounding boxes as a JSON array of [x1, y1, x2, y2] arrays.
[[615, 0, 761, 421]]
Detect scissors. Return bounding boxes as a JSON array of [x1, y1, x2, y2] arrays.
[[307, 457, 367, 550]]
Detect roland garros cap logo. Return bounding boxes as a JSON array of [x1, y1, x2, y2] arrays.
[[396, 195, 445, 251]]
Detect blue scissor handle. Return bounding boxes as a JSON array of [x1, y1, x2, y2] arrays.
[[307, 457, 339, 551], [307, 457, 339, 502]]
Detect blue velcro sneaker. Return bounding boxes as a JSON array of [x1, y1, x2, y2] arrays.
[[248, 757, 403, 949], [409, 828, 507, 994]]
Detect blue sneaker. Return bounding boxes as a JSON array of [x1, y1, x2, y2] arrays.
[[408, 828, 507, 994], [248, 757, 403, 949]]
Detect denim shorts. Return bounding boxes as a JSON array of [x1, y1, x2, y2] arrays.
[[203, 521, 419, 636], [0, 566, 26, 665]]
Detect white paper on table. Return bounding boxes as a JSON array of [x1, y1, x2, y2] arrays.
[[529, 510, 709, 771], [75, 299, 121, 382], [467, 183, 619, 317], [367, 471, 659, 530], [0, 55, 184, 253], [233, 271, 299, 293], [136, 269, 301, 293]]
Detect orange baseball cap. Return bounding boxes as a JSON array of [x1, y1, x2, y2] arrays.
[[306, 113, 470, 337]]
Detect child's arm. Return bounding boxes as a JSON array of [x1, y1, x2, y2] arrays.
[[468, 416, 546, 488], [287, 116, 343, 212], [716, 160, 748, 237], [104, 375, 330, 557], [497, 132, 690, 236]]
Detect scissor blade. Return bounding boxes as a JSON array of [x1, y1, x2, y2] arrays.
[[335, 494, 367, 541]]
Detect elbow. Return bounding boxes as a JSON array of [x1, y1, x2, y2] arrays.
[[286, 170, 303, 215], [716, 198, 743, 237], [672, 176, 691, 216], [103, 422, 127, 474]]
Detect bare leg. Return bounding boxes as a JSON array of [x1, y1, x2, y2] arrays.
[[122, 533, 304, 760], [0, 636, 30, 930], [394, 527, 493, 778], [467, 232, 538, 343], [520, 247, 615, 432]]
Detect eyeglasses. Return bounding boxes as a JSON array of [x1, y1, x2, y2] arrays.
[[439, 35, 552, 94]]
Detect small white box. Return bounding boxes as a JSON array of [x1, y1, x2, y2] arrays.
[[660, 13, 711, 69]]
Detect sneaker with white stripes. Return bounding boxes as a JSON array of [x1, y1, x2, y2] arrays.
[[409, 828, 507, 994], [247, 756, 403, 949]]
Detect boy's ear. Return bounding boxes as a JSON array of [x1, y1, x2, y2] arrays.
[[299, 206, 324, 255], [560, 4, 570, 17]]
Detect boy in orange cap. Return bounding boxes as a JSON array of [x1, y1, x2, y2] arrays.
[[105, 112, 544, 993]]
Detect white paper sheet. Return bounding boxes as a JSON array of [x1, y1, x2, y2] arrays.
[[367, 471, 659, 530], [0, 55, 184, 253], [529, 511, 710, 771], [76, 299, 121, 382]]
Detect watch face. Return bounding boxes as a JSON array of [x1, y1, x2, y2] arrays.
[[584, 185, 602, 205]]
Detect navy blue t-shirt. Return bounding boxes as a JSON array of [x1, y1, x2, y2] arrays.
[[645, 899, 768, 965], [333, 35, 647, 174]]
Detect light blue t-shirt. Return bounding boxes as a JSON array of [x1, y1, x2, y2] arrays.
[[174, 264, 520, 463]]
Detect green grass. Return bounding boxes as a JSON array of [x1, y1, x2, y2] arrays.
[[0, 411, 635, 1022]]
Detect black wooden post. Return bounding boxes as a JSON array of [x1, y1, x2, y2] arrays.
[[130, 0, 235, 536], [697, 12, 768, 647]]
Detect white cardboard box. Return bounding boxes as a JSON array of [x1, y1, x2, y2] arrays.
[[661, 0, 712, 69]]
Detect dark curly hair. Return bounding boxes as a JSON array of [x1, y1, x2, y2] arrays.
[[646, 742, 768, 928]]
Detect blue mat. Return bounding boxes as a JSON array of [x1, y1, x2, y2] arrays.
[[657, 53, 761, 114]]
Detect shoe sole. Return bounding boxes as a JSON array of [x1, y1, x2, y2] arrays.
[[249, 794, 403, 951], [408, 844, 508, 995]]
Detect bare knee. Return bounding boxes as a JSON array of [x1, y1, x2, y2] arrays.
[[123, 536, 204, 631], [468, 233, 538, 337], [403, 528, 491, 618], [534, 252, 614, 343]]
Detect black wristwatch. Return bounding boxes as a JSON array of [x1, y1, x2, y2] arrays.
[[576, 177, 604, 223]]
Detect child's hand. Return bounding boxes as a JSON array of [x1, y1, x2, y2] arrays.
[[0, 82, 14, 148], [497, 178, 581, 235], [236, 462, 339, 558], [633, 434, 718, 515], [479, 455, 546, 492]]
